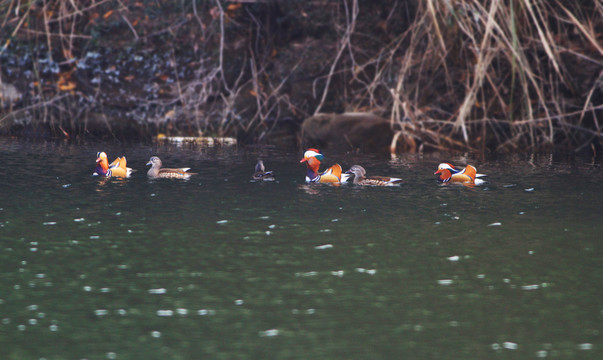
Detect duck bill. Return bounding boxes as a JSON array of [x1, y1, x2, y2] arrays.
[[434, 169, 443, 175], [300, 158, 308, 163], [146, 161, 152, 166]]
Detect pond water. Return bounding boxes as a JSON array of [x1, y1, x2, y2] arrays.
[[0, 138, 600, 359]]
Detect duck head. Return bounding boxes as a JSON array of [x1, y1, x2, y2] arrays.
[[96, 152, 108, 167], [255, 159, 266, 173], [146, 156, 162, 168], [300, 148, 323, 179], [300, 148, 324, 163], [434, 163, 457, 182], [94, 152, 110, 176], [345, 165, 366, 179]]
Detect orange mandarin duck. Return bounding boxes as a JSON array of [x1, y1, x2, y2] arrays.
[[345, 165, 402, 186], [434, 163, 486, 185], [252, 159, 275, 181], [300, 148, 350, 184], [146, 156, 195, 179], [93, 152, 132, 178]]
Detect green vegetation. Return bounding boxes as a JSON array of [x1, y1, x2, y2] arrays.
[[0, 0, 601, 152]]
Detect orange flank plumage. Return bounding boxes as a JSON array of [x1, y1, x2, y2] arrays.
[[434, 163, 485, 185], [94, 152, 132, 178], [316, 164, 344, 183]]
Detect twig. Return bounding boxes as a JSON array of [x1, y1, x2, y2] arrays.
[[314, 0, 358, 115]]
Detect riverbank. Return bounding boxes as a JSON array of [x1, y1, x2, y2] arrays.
[[1, 0, 601, 154]]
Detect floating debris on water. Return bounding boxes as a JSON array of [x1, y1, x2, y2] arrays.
[[148, 288, 167, 295], [488, 222, 502, 226], [155, 134, 237, 147], [525, 188, 535, 192], [447, 255, 460, 261], [438, 279, 453, 285]]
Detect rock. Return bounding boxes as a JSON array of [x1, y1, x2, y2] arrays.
[[301, 112, 396, 153]]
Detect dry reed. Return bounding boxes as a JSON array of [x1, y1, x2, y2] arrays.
[[0, 0, 601, 152]]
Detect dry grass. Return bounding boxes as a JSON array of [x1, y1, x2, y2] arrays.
[[347, 0, 603, 152], [1, 0, 601, 152]]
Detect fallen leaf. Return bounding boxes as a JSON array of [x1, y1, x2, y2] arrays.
[[164, 109, 175, 119], [58, 81, 76, 91]]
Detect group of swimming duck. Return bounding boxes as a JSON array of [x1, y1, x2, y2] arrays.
[[93, 152, 195, 179], [298, 148, 485, 186], [93, 148, 486, 185]]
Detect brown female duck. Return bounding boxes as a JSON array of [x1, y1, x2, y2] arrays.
[[345, 165, 402, 186], [146, 156, 195, 179]]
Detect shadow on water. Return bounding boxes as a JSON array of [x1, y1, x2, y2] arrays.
[[0, 138, 600, 359]]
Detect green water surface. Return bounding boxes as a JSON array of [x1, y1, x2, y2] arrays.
[[0, 139, 600, 359]]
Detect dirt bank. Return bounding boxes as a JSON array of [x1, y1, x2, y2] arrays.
[[1, 0, 601, 154]]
